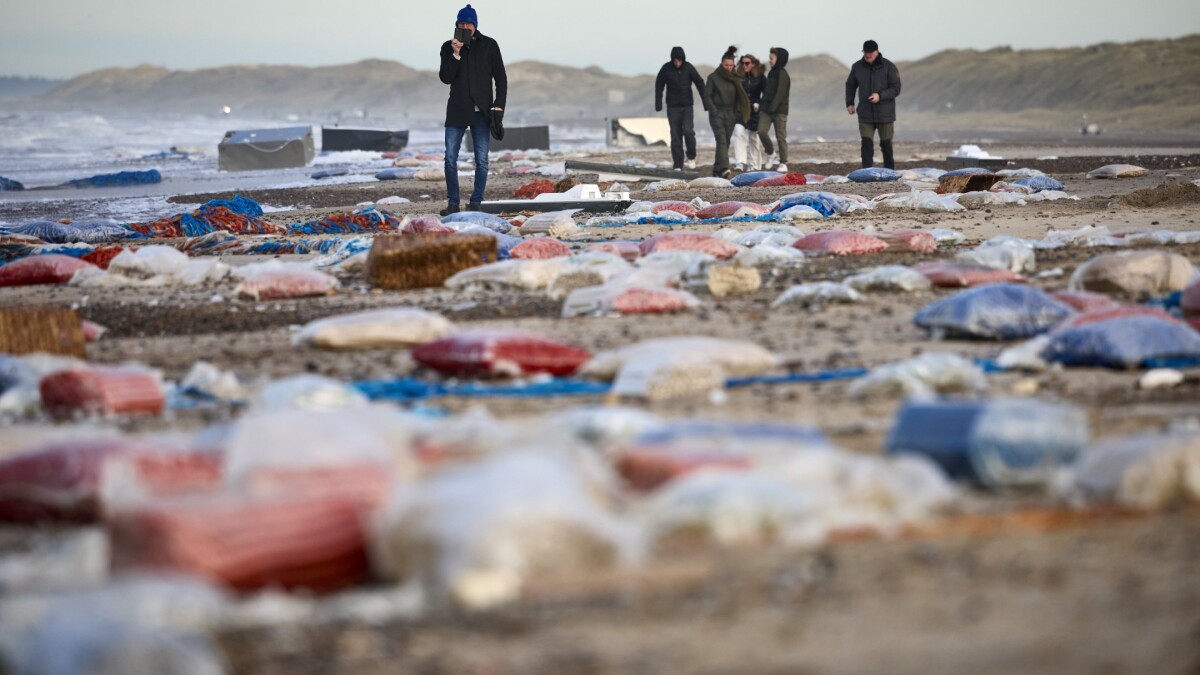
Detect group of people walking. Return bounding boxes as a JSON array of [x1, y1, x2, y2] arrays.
[[656, 40, 901, 178]]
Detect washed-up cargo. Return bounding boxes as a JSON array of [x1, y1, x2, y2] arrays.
[[639, 233, 738, 259], [1068, 251, 1195, 297], [40, 366, 165, 418], [772, 282, 862, 309], [848, 167, 902, 182], [695, 201, 770, 219], [294, 308, 455, 350], [563, 284, 701, 317], [235, 268, 339, 300], [752, 173, 808, 187], [0, 254, 94, 286], [582, 337, 776, 381], [401, 216, 453, 234], [1042, 316, 1200, 369], [650, 201, 699, 218], [792, 231, 887, 255], [730, 171, 781, 187], [876, 230, 937, 253], [510, 238, 571, 260], [1049, 290, 1121, 313], [914, 261, 1027, 287], [843, 265, 932, 292], [1058, 432, 1200, 510], [412, 330, 591, 377], [1086, 164, 1148, 179], [585, 241, 640, 261], [914, 283, 1073, 340]]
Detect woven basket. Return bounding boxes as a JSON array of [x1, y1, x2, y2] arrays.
[[0, 307, 85, 357], [939, 173, 1003, 195], [367, 233, 498, 290]]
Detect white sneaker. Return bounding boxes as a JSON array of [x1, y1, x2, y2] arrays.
[[685, 159, 696, 170], [733, 162, 744, 171], [764, 154, 777, 168], [776, 163, 788, 172]]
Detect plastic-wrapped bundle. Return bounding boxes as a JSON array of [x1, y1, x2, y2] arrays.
[[639, 232, 738, 259], [65, 169, 162, 188], [1049, 291, 1121, 314], [582, 336, 776, 381], [585, 240, 640, 261], [914, 261, 1026, 287], [914, 283, 1073, 340], [941, 167, 994, 177], [844, 265, 932, 292], [887, 398, 1088, 487], [442, 210, 514, 233], [687, 176, 734, 189], [412, 329, 591, 377], [730, 171, 781, 187], [752, 173, 807, 187], [772, 281, 862, 308], [1012, 175, 1065, 192], [0, 254, 94, 286], [956, 240, 1036, 273], [65, 219, 130, 244], [235, 268, 338, 300], [777, 205, 823, 221], [643, 178, 688, 192], [876, 191, 966, 213], [518, 209, 580, 237], [650, 200, 699, 218], [510, 237, 571, 260], [847, 167, 903, 182], [375, 167, 419, 180], [1183, 278, 1200, 317], [1086, 164, 1148, 179], [695, 201, 771, 219], [1057, 432, 1200, 510], [562, 284, 700, 317], [39, 366, 166, 418], [850, 353, 986, 399], [900, 167, 947, 181], [11, 220, 81, 243], [294, 307, 455, 350], [1068, 251, 1195, 297], [401, 216, 453, 234], [792, 231, 887, 255], [453, 226, 522, 259], [876, 230, 937, 253], [1056, 306, 1181, 332], [774, 191, 842, 217], [1041, 316, 1200, 369], [444, 259, 568, 291]]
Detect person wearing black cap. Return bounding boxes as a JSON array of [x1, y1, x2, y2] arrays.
[[438, 4, 507, 215], [845, 39, 901, 170], [655, 47, 709, 171]]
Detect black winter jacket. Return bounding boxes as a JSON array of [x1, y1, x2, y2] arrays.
[[439, 30, 507, 128], [845, 53, 900, 124], [762, 47, 790, 115], [655, 49, 709, 111], [742, 65, 766, 130]]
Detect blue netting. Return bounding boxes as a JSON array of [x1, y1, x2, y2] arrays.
[[66, 169, 162, 188], [375, 167, 419, 181], [1042, 316, 1200, 369], [0, 176, 25, 191], [914, 283, 1074, 340], [847, 167, 903, 183], [286, 207, 401, 235], [442, 211, 514, 234], [205, 195, 264, 217], [730, 171, 781, 187], [244, 241, 296, 255], [1013, 175, 1064, 192], [775, 192, 841, 218]]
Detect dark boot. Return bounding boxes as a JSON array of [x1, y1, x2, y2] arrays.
[[880, 139, 895, 170], [860, 137, 874, 168], [439, 203, 460, 217]]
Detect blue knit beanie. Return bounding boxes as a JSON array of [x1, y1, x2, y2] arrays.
[[457, 4, 478, 26]]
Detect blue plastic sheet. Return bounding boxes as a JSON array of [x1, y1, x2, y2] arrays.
[[375, 167, 419, 181], [11, 220, 79, 243], [914, 283, 1074, 340], [443, 211, 514, 234], [1012, 175, 1065, 192], [311, 168, 349, 179], [65, 169, 162, 188], [730, 171, 781, 187], [847, 167, 903, 183], [1041, 316, 1200, 369], [775, 192, 841, 218], [0, 176, 25, 191]]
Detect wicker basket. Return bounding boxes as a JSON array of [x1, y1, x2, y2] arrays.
[[0, 307, 85, 357], [367, 233, 498, 290]]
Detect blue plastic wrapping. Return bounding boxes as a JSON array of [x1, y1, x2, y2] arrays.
[[887, 398, 1089, 487], [11, 220, 80, 243], [442, 211, 515, 234], [1041, 315, 1200, 369], [1013, 175, 1065, 192], [375, 167, 419, 181], [941, 167, 995, 177], [65, 169, 162, 188], [730, 171, 781, 187], [775, 191, 841, 218], [69, 218, 131, 244], [311, 168, 349, 179], [847, 167, 903, 183], [914, 283, 1074, 340]]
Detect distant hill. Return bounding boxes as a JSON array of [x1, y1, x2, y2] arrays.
[[0, 76, 64, 99], [25, 35, 1200, 131]]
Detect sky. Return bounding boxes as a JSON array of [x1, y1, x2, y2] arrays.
[[4, 0, 1199, 79]]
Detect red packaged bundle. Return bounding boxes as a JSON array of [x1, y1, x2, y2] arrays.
[[1182, 279, 1200, 317], [1049, 290, 1121, 314], [805, 174, 826, 183], [82, 320, 107, 342], [510, 238, 571, 260], [40, 366, 165, 418], [109, 492, 371, 593], [617, 449, 751, 491], [0, 254, 95, 286], [402, 216, 453, 234], [695, 201, 770, 219], [412, 329, 591, 377], [236, 463, 394, 509], [235, 269, 338, 300], [752, 174, 808, 187], [611, 288, 699, 314], [585, 241, 640, 261], [416, 153, 444, 162], [513, 179, 555, 199], [914, 261, 1027, 287], [650, 201, 699, 218], [80, 246, 125, 270], [876, 230, 937, 253], [639, 233, 738, 259], [1057, 306, 1185, 332], [792, 231, 888, 255], [0, 440, 221, 523]]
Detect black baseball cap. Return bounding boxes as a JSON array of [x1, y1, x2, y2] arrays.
[[863, 40, 879, 53]]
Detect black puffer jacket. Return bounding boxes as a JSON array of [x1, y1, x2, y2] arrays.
[[741, 64, 766, 130], [845, 53, 901, 124], [762, 47, 790, 115], [655, 46, 709, 110], [439, 30, 508, 128]]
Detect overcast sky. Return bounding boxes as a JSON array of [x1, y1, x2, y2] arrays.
[[4, 0, 1199, 79]]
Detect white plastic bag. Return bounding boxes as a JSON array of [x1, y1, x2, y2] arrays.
[[1086, 164, 1148, 179], [643, 179, 687, 192], [1056, 432, 1200, 509], [582, 336, 777, 381], [519, 209, 580, 237], [843, 265, 932, 292], [771, 282, 862, 309], [956, 241, 1036, 273], [251, 374, 369, 412], [688, 176, 733, 189], [849, 353, 986, 399], [294, 308, 455, 350], [445, 259, 570, 291]]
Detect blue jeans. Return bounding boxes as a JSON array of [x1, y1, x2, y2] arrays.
[[444, 111, 491, 205]]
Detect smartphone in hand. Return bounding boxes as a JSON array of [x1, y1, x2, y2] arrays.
[[454, 27, 471, 45]]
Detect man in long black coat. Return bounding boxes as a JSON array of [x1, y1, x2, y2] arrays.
[[438, 4, 507, 215], [845, 39, 901, 169]]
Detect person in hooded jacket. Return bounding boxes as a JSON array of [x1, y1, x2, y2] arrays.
[[655, 46, 709, 171], [845, 39, 901, 169], [705, 48, 751, 178], [758, 47, 790, 172], [438, 4, 507, 215], [731, 52, 766, 172]]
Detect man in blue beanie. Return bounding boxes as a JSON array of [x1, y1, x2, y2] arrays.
[[439, 4, 507, 215]]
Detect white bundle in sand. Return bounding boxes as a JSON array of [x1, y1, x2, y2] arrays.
[[293, 308, 456, 350], [772, 282, 862, 309], [519, 209, 580, 237], [849, 353, 986, 399], [956, 240, 1036, 273], [1086, 164, 1148, 179], [414, 168, 446, 181], [688, 176, 734, 189], [843, 265, 932, 292], [444, 259, 570, 291], [643, 179, 688, 192], [1055, 432, 1200, 510]]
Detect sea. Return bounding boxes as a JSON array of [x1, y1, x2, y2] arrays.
[[0, 110, 611, 225]]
